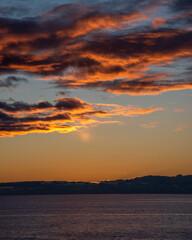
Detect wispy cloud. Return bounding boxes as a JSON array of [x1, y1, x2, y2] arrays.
[[173, 108, 185, 112], [140, 122, 159, 128], [174, 124, 189, 132]]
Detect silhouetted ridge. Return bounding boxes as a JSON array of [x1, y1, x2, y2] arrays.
[[0, 175, 192, 195]]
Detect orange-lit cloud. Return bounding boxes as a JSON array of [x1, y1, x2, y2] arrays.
[[49, 29, 192, 95], [0, 2, 192, 96], [152, 18, 166, 28], [0, 98, 163, 137], [56, 11, 148, 38], [95, 103, 163, 117]]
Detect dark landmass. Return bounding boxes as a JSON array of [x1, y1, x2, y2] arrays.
[[0, 175, 192, 195]]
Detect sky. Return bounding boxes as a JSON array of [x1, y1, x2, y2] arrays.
[[0, 0, 192, 182]]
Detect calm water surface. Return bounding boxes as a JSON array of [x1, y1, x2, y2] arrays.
[[0, 194, 192, 240]]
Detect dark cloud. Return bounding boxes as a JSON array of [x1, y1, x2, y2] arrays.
[[81, 30, 192, 57], [76, 110, 108, 118], [0, 110, 14, 121], [0, 124, 49, 133], [0, 76, 28, 88], [18, 113, 71, 123], [167, 0, 192, 26], [0, 97, 92, 137], [56, 91, 71, 97], [0, 110, 71, 124], [0, 101, 52, 112], [55, 97, 89, 110], [0, 97, 89, 113], [80, 78, 192, 95], [170, 0, 192, 12]]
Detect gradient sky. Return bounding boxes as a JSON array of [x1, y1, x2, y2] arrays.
[[0, 0, 192, 182]]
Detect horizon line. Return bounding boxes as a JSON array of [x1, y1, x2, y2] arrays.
[[0, 174, 189, 184]]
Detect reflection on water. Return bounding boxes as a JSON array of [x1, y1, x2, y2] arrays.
[[0, 194, 192, 240]]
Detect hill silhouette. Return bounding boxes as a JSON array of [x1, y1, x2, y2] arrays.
[[0, 175, 192, 195]]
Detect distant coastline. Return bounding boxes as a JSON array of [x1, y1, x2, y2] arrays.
[[0, 175, 192, 195]]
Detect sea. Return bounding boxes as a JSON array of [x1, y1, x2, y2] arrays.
[[0, 194, 192, 240]]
